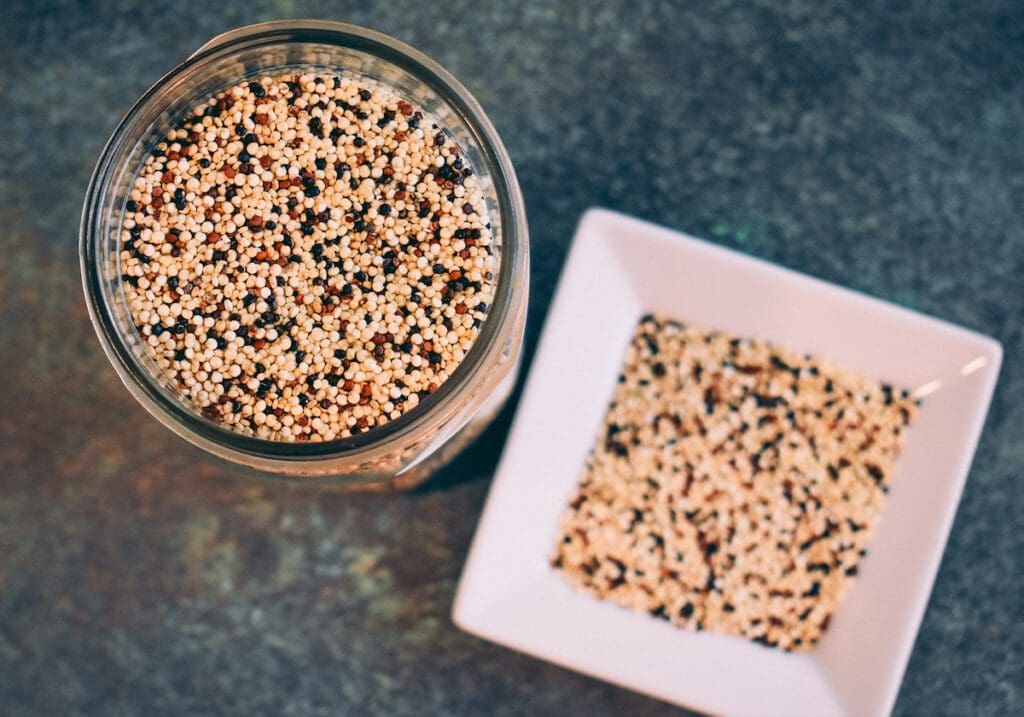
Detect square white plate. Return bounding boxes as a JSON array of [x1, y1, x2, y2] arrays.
[[453, 208, 1002, 717]]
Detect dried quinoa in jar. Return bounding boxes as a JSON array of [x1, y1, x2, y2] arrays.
[[82, 22, 528, 485], [121, 72, 497, 443]]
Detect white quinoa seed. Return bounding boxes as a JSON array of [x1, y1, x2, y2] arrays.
[[552, 315, 918, 652], [120, 72, 497, 442]]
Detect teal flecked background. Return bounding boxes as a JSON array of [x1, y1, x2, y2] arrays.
[[1, 1, 1021, 714]]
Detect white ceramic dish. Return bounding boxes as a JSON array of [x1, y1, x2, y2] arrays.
[[453, 208, 1002, 716]]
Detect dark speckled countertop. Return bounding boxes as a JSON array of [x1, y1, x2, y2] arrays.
[[2, 1, 1022, 715]]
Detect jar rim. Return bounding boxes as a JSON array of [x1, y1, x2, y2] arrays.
[[80, 20, 528, 463]]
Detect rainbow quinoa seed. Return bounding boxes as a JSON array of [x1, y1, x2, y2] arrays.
[[552, 315, 918, 652], [119, 72, 497, 442]]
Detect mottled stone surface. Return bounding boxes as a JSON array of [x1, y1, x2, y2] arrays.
[[1, 1, 1022, 715]]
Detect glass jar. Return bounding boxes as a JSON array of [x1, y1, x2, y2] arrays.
[[80, 21, 529, 489]]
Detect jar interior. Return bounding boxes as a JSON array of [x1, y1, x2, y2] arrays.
[[89, 35, 512, 457]]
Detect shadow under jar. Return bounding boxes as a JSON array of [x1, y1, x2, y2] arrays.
[[80, 21, 529, 489]]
